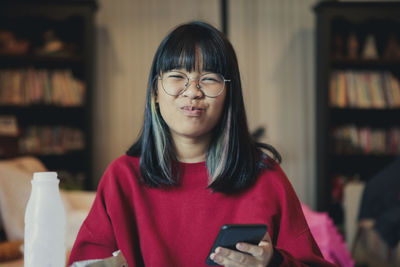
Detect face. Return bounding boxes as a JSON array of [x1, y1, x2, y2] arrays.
[[155, 68, 227, 142]]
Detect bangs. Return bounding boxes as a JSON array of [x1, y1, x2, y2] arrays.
[[156, 26, 228, 76]]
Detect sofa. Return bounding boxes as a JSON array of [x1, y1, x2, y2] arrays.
[[0, 156, 95, 264]]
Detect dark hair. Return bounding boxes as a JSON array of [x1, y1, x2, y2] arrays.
[[127, 21, 281, 193]]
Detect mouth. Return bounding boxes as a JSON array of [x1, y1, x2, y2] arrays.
[[181, 106, 205, 116], [182, 106, 204, 111]]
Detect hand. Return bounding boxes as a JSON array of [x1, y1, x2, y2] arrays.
[[210, 232, 273, 267]]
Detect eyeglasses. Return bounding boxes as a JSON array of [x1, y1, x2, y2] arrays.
[[159, 70, 230, 98]]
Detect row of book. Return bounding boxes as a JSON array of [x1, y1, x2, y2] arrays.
[[331, 125, 400, 155], [0, 69, 85, 106], [330, 71, 400, 109], [19, 125, 84, 155]]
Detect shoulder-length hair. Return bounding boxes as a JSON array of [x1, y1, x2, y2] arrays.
[[127, 21, 281, 193]]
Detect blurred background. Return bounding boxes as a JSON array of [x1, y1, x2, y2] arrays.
[[0, 1, 399, 266]]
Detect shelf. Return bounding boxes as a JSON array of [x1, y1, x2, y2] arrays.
[[0, 54, 83, 62], [36, 152, 86, 172], [0, 106, 86, 126], [315, 1, 400, 214], [330, 154, 397, 180], [330, 108, 400, 126], [0, 0, 97, 190], [0, 151, 86, 171], [331, 58, 400, 69], [0, 105, 85, 110], [0, 54, 84, 69]]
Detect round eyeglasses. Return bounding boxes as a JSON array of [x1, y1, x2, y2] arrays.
[[159, 71, 230, 98]]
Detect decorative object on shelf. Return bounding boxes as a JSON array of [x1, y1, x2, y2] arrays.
[[347, 32, 359, 59], [361, 34, 379, 60], [383, 33, 400, 60], [333, 34, 344, 59], [0, 30, 29, 55], [34, 29, 78, 58]]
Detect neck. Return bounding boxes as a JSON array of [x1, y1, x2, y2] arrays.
[[172, 134, 211, 163]]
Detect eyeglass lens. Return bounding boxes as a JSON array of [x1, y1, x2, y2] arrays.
[[161, 71, 226, 97]]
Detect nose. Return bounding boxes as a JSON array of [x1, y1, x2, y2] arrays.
[[182, 79, 204, 99]]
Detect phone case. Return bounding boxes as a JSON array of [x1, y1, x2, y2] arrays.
[[205, 224, 268, 266]]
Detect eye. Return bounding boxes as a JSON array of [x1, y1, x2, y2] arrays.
[[164, 71, 188, 82], [200, 74, 222, 83], [166, 72, 186, 80]]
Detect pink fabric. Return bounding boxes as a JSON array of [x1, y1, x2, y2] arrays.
[[302, 203, 354, 267]]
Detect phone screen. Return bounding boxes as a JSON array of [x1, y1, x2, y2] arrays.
[[206, 224, 268, 266]]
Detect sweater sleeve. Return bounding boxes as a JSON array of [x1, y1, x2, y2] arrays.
[[268, 165, 338, 267], [68, 164, 122, 265], [67, 171, 118, 265], [272, 230, 338, 267]]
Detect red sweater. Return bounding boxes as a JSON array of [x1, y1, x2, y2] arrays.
[[69, 155, 336, 267]]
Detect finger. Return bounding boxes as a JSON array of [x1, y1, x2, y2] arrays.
[[236, 242, 265, 257], [212, 247, 257, 266], [261, 231, 272, 243], [259, 240, 270, 247], [210, 252, 244, 267]]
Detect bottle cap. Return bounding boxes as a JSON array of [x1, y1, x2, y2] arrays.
[[33, 172, 59, 182]]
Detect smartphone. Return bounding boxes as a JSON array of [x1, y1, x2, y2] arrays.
[[205, 224, 268, 266]]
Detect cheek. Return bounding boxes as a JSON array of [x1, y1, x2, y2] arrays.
[[158, 96, 175, 121], [157, 93, 182, 131], [210, 102, 224, 122], [206, 96, 227, 129], [213, 92, 227, 118]]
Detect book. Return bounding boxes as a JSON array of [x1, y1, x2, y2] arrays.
[[0, 115, 18, 136]]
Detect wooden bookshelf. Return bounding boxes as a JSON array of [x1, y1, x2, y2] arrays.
[[0, 0, 97, 190], [314, 1, 400, 222]]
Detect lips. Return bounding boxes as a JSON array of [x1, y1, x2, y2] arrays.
[[182, 106, 204, 111], [181, 105, 204, 116]]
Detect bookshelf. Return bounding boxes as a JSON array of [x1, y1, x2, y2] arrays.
[[314, 1, 400, 222], [0, 0, 97, 190]]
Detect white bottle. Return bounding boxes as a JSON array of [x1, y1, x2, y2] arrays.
[[24, 172, 66, 267]]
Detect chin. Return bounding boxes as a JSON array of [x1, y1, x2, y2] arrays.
[[175, 128, 212, 139], [182, 131, 208, 139]]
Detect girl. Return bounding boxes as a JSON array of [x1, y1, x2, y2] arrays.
[[69, 21, 335, 267]]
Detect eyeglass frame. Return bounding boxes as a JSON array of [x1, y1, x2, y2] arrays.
[[157, 70, 230, 98]]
